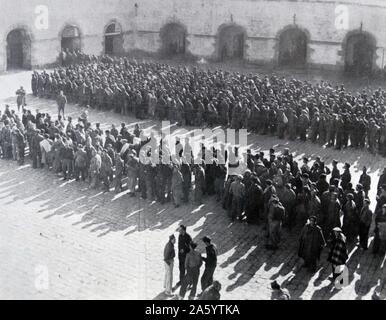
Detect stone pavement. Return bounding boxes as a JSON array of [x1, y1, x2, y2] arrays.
[[0, 78, 385, 300]]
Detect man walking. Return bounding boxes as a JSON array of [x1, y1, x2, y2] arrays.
[[163, 235, 176, 296]]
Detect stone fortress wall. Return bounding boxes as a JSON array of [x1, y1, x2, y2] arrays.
[[1, 0, 386, 73]]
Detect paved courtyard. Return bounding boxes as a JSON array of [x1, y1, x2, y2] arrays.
[[0, 71, 385, 300]]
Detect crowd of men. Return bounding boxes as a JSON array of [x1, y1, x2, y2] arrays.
[[59, 49, 98, 67], [0, 56, 385, 299], [31, 56, 386, 156], [1, 98, 385, 298]]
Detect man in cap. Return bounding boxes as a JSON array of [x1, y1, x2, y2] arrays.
[[175, 225, 192, 288], [163, 235, 176, 296], [327, 227, 348, 283], [298, 216, 326, 272], [200, 236, 218, 294]]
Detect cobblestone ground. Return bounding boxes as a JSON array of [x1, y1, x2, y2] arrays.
[[0, 72, 385, 300]]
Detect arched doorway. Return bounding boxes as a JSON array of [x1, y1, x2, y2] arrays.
[[104, 22, 123, 55], [344, 32, 376, 76], [160, 23, 186, 55], [278, 27, 308, 67], [61, 25, 81, 52], [6, 28, 31, 70], [218, 25, 245, 60]]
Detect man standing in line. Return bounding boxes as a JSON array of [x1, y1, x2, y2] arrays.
[[200, 236, 218, 294], [175, 225, 192, 288], [57, 90, 67, 120], [163, 235, 176, 297]]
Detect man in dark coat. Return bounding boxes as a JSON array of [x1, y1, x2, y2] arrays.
[[324, 192, 342, 238], [340, 162, 352, 191], [200, 236, 218, 293], [359, 166, 371, 197], [176, 225, 192, 287], [342, 193, 359, 243], [358, 198, 373, 250], [316, 173, 329, 196], [330, 160, 340, 185], [181, 158, 192, 203], [376, 167, 386, 195], [298, 216, 326, 272]]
